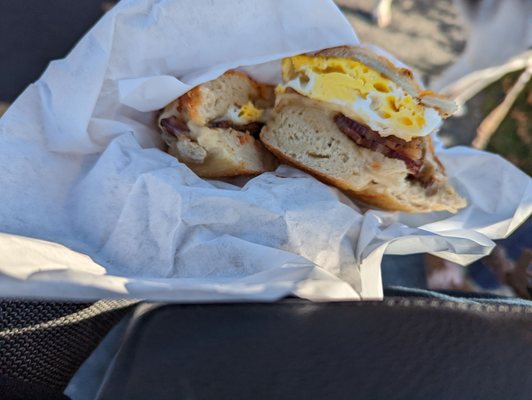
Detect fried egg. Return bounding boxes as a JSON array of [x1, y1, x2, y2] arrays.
[[279, 55, 441, 141]]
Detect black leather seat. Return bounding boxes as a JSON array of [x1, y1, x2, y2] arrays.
[[96, 298, 532, 400]]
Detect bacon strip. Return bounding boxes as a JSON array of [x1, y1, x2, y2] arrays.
[[407, 165, 436, 189], [160, 116, 189, 136], [334, 113, 424, 175], [161, 116, 264, 140], [208, 120, 264, 138]]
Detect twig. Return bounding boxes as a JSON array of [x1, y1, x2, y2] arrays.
[[439, 51, 532, 106], [372, 0, 393, 28], [472, 64, 532, 149]]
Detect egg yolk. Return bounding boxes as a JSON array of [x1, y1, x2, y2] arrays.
[[238, 101, 263, 121]]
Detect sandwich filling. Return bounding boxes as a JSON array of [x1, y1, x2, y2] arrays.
[[161, 101, 266, 139], [208, 101, 267, 138], [159, 99, 270, 165], [279, 55, 442, 141]]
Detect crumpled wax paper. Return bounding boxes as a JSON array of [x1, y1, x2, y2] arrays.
[[0, 0, 530, 301]]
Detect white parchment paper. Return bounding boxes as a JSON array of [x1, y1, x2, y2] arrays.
[[0, 0, 530, 302]]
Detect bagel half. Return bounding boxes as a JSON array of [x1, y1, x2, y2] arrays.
[[260, 46, 466, 213]]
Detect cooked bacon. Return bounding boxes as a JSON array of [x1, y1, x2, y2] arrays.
[[208, 120, 264, 138], [334, 113, 425, 175], [160, 116, 265, 141], [160, 116, 189, 136], [408, 163, 437, 189]]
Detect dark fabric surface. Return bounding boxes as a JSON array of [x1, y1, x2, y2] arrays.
[[97, 299, 532, 400], [0, 299, 134, 396], [383, 286, 532, 306], [0, 375, 70, 400]]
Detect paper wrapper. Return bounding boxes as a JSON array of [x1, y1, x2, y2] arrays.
[[0, 0, 530, 301]]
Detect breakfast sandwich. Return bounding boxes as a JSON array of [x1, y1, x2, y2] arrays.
[[158, 70, 278, 178], [260, 46, 467, 213]]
